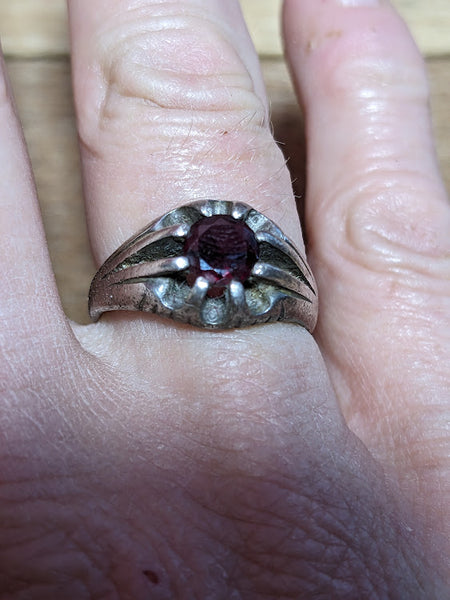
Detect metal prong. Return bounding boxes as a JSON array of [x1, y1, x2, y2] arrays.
[[226, 281, 249, 327], [252, 262, 314, 302], [231, 203, 251, 220], [92, 222, 191, 280], [228, 281, 246, 311], [186, 276, 210, 308], [106, 256, 189, 285], [255, 231, 312, 278]]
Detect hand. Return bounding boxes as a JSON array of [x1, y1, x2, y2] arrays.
[[1, 1, 449, 598]]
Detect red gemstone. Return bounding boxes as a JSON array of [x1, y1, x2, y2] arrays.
[[184, 215, 259, 298]]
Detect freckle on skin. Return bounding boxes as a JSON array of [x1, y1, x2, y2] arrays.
[[306, 38, 317, 53], [143, 569, 159, 585], [326, 30, 343, 39], [307, 30, 343, 54]]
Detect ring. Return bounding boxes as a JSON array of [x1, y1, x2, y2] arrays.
[[89, 200, 318, 331]]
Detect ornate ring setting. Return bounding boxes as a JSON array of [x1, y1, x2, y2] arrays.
[[89, 200, 318, 331]]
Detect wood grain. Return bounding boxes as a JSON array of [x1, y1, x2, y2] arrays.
[[0, 0, 449, 58], [242, 0, 450, 58], [6, 60, 93, 323], [0, 0, 69, 57], [1, 2, 449, 323]]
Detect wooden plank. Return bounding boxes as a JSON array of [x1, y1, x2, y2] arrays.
[[6, 57, 450, 322], [428, 59, 450, 195], [0, 0, 68, 57], [242, 0, 450, 58], [6, 60, 93, 324], [0, 0, 449, 58]]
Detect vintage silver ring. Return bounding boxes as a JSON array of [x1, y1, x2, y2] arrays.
[[88, 200, 318, 331]]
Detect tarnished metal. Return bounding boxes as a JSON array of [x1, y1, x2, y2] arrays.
[[89, 200, 318, 331]]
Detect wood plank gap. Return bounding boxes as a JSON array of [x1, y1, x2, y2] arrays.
[[4, 54, 70, 62]]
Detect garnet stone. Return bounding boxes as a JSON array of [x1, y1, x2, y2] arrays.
[[184, 214, 259, 298]]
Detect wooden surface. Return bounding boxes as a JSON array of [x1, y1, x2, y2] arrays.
[[0, 1, 449, 323]]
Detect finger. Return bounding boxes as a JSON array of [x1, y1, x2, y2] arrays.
[[67, 0, 322, 390], [283, 0, 450, 523], [68, 0, 303, 265], [67, 1, 347, 527], [0, 48, 69, 369]]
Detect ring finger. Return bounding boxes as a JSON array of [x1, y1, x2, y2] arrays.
[[68, 0, 303, 265], [67, 0, 331, 414]]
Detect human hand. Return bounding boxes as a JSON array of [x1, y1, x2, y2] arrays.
[[1, 0, 449, 598]]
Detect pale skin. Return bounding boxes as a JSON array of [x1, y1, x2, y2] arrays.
[[1, 0, 449, 597]]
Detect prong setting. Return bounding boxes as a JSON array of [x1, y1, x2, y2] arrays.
[[89, 200, 318, 331]]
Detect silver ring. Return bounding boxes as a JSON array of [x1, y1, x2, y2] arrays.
[[89, 200, 318, 331]]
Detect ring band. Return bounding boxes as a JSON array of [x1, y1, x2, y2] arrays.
[[88, 200, 318, 331]]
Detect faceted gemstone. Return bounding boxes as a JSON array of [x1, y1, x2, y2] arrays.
[[184, 215, 259, 298]]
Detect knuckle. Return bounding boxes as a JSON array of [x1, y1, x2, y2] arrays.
[[324, 51, 428, 111], [104, 17, 256, 110], [311, 20, 430, 106], [344, 180, 450, 276], [79, 5, 267, 148], [318, 171, 450, 295]]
